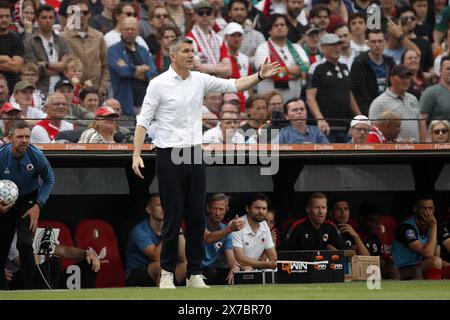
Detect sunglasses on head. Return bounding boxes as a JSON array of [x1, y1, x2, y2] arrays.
[[197, 10, 212, 16], [433, 128, 449, 135]]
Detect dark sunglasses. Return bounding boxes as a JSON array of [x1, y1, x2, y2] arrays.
[[80, 10, 90, 16], [401, 16, 415, 20], [155, 14, 169, 19], [123, 11, 136, 17], [433, 128, 449, 135], [197, 10, 212, 16]]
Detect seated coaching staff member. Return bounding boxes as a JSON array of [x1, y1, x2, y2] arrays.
[[286, 192, 344, 250], [132, 37, 280, 289], [0, 120, 55, 290]]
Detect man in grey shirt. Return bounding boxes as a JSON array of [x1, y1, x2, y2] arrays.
[[369, 64, 420, 142], [419, 56, 450, 141]]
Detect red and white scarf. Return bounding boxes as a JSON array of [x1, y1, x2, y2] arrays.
[[187, 25, 221, 65]]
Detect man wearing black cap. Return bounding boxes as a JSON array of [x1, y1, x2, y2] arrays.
[[369, 64, 420, 142]]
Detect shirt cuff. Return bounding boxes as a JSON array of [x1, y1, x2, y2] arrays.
[[136, 115, 150, 132]]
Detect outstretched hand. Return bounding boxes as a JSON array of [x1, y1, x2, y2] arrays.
[[259, 57, 281, 80]]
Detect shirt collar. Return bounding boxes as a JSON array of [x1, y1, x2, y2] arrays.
[[168, 65, 191, 80], [386, 88, 404, 100]]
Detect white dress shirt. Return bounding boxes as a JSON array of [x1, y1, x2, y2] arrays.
[[202, 125, 248, 144], [137, 66, 237, 148], [231, 214, 275, 260]]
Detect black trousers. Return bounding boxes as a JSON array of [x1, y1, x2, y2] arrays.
[[0, 191, 38, 290], [156, 146, 205, 277]]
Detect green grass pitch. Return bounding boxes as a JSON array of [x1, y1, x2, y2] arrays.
[[1, 280, 450, 300]]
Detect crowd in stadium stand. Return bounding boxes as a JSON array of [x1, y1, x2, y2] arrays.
[[2, 0, 450, 289], [0, 0, 450, 144]]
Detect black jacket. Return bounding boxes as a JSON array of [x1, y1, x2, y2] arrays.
[[350, 52, 395, 115]]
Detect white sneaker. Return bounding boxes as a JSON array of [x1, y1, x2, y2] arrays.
[[186, 274, 210, 288], [159, 269, 176, 289]]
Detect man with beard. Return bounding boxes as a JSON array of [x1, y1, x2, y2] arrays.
[[286, 192, 344, 250], [0, 2, 24, 93], [285, 0, 307, 43], [0, 120, 55, 290], [232, 193, 277, 270]]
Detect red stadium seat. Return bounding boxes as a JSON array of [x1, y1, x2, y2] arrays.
[[38, 220, 75, 271], [376, 215, 399, 260], [74, 219, 125, 288]]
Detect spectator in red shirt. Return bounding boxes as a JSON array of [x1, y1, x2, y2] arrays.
[[366, 110, 401, 143]]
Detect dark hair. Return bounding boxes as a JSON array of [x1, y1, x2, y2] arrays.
[[36, 4, 55, 17], [0, 2, 11, 13], [415, 193, 435, 205], [397, 6, 415, 18], [333, 23, 348, 33], [348, 12, 366, 25], [158, 24, 181, 40], [440, 56, 450, 69], [247, 193, 270, 208], [268, 13, 287, 31], [410, 0, 427, 5], [366, 28, 385, 39], [147, 192, 160, 204], [245, 94, 267, 110], [8, 120, 30, 136], [228, 0, 248, 12], [283, 97, 301, 114], [112, 2, 134, 26], [309, 4, 330, 19], [79, 87, 99, 102]]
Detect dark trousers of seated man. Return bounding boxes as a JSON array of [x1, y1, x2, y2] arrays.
[[0, 191, 38, 290], [156, 146, 205, 277], [8, 257, 97, 289], [202, 266, 230, 285]]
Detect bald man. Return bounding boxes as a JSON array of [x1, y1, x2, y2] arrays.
[[366, 111, 402, 143], [108, 17, 157, 116], [30, 92, 74, 143]]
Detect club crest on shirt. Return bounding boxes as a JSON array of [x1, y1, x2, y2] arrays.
[[323, 233, 329, 242], [26, 164, 34, 171], [405, 229, 416, 240], [214, 241, 223, 251], [345, 240, 352, 247]]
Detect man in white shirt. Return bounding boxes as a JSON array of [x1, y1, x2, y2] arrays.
[[132, 37, 280, 289], [231, 193, 277, 270], [31, 92, 74, 143], [254, 14, 309, 101], [203, 111, 247, 144]]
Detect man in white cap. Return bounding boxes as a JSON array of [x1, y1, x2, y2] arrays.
[[348, 115, 371, 143]]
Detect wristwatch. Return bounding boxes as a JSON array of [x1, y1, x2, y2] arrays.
[[35, 201, 44, 210], [257, 71, 265, 81]]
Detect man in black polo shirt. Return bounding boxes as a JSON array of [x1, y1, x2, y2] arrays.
[[0, 2, 24, 93], [285, 0, 307, 43], [286, 192, 344, 250], [306, 33, 361, 143]]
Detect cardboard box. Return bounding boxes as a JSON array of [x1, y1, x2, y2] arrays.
[[351, 255, 380, 280]]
